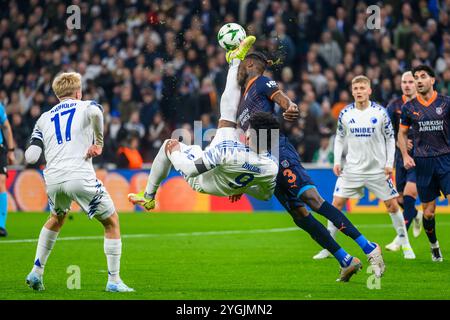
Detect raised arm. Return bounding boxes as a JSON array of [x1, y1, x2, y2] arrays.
[[271, 90, 299, 121]]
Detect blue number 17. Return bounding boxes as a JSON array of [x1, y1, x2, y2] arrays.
[[51, 109, 76, 144]]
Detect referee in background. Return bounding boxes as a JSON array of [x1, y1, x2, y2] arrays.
[[0, 102, 15, 237]]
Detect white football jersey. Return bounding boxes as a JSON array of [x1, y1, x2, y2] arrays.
[[335, 101, 395, 176], [183, 140, 279, 200], [31, 99, 101, 185]]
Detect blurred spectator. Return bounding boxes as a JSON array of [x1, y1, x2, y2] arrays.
[[117, 134, 144, 169], [312, 135, 334, 166], [0, 0, 449, 166], [124, 111, 146, 139], [146, 111, 171, 160]]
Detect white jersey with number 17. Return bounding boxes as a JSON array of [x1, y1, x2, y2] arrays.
[[31, 99, 102, 185]]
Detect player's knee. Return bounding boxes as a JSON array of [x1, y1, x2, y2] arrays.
[[332, 197, 346, 210], [385, 199, 399, 212], [289, 206, 309, 221], [300, 189, 324, 211], [46, 214, 66, 230], [100, 212, 120, 231], [404, 183, 418, 198], [422, 204, 436, 219]]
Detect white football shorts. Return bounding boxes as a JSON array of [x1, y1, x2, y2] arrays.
[[177, 127, 239, 193], [333, 173, 399, 201], [46, 178, 115, 220]]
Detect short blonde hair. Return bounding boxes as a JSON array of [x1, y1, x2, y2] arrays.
[[52, 72, 82, 99], [351, 75, 371, 87]]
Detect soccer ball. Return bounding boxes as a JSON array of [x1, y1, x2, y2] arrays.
[[217, 23, 246, 51]]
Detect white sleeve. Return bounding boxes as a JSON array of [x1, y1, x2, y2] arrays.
[[168, 151, 201, 178], [201, 144, 225, 170], [382, 110, 396, 168], [87, 102, 104, 147], [26, 118, 44, 164], [25, 145, 42, 164], [30, 117, 44, 143], [170, 141, 236, 178], [334, 111, 347, 166]]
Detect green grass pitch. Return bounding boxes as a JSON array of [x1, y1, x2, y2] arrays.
[[1, 212, 450, 300]]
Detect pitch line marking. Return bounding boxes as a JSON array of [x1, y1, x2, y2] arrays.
[[1, 222, 449, 244], [0, 227, 300, 244]]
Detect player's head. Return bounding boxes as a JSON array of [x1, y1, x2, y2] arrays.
[[52, 72, 82, 101], [411, 65, 435, 95], [237, 51, 270, 86], [246, 112, 280, 153], [351, 75, 372, 104], [401, 71, 416, 98]]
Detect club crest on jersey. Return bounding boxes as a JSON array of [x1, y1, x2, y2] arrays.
[[436, 107, 443, 115], [281, 160, 289, 168], [371, 117, 377, 124]]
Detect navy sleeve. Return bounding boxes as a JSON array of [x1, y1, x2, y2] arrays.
[[400, 103, 412, 128], [386, 101, 395, 125], [256, 76, 280, 100]]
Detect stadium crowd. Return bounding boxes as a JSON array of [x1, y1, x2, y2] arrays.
[[1, 0, 450, 168]]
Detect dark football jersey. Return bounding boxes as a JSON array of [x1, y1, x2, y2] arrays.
[[386, 95, 414, 160], [236, 75, 280, 131], [400, 92, 450, 158]]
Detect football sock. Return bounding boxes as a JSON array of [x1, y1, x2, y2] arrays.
[[0, 192, 7, 229], [403, 195, 418, 230], [389, 209, 409, 245], [32, 227, 59, 275], [316, 201, 362, 240], [333, 248, 354, 268], [145, 140, 172, 196], [423, 216, 437, 244], [219, 59, 240, 123], [355, 235, 377, 254], [318, 202, 378, 254], [292, 212, 347, 266], [104, 238, 122, 283]]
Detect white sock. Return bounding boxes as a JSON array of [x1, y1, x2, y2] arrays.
[[389, 209, 410, 246], [145, 140, 172, 197], [32, 227, 59, 275], [326, 220, 338, 239], [431, 240, 440, 249], [219, 59, 241, 123], [104, 238, 122, 283]]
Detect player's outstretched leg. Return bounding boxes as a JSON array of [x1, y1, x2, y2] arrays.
[[218, 38, 254, 127], [225, 35, 256, 64], [301, 190, 385, 277], [128, 140, 173, 211], [26, 214, 65, 291], [313, 219, 337, 260], [99, 212, 134, 292], [287, 206, 362, 282]]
